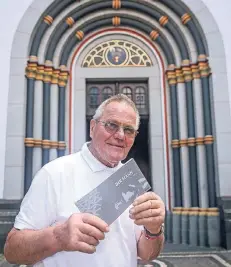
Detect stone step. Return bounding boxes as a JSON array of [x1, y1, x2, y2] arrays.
[[219, 196, 231, 210], [223, 218, 231, 250], [0, 200, 21, 210], [0, 221, 14, 254], [0, 222, 14, 235], [0, 223, 14, 253], [224, 218, 231, 233], [224, 209, 231, 219], [0, 210, 18, 222]]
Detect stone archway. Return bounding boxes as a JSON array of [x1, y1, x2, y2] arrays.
[[2, 0, 231, 250], [3, 0, 230, 211], [70, 31, 168, 207]]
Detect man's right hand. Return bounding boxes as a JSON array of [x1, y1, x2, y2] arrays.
[[53, 213, 109, 254]]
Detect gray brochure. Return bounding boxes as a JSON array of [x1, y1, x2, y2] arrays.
[[75, 158, 151, 225]]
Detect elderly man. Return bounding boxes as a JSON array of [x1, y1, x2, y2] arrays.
[[4, 94, 165, 267]]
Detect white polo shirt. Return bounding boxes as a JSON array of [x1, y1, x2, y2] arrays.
[[14, 142, 142, 267]]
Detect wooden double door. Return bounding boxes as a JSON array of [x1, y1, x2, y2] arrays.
[[86, 81, 149, 117]]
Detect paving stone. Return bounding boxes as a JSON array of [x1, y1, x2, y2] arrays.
[[218, 252, 231, 264], [159, 255, 228, 267], [1, 249, 231, 267]]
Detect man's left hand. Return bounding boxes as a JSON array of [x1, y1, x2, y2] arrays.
[[129, 192, 165, 234]]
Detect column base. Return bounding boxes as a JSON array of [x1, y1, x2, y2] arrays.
[[0, 199, 21, 253], [218, 196, 231, 249]]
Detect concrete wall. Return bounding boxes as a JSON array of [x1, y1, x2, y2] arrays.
[[0, 0, 34, 198]]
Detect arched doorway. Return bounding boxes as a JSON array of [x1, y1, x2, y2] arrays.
[[3, 0, 231, 249], [72, 34, 166, 200], [5, 0, 220, 210], [85, 79, 151, 186]]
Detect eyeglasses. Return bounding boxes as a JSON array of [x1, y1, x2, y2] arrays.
[[96, 120, 138, 138]]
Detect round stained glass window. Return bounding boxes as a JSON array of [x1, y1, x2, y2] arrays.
[[106, 46, 128, 66]]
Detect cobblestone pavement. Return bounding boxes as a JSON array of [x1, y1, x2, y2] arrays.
[[1, 244, 231, 267]]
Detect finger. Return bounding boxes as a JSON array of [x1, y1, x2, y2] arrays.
[[80, 233, 99, 246], [134, 217, 162, 226], [80, 223, 105, 240], [130, 208, 161, 220], [130, 200, 160, 214], [77, 242, 97, 254], [133, 192, 160, 206], [83, 214, 109, 233]]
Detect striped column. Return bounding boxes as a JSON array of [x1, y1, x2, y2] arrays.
[[33, 65, 43, 177], [23, 14, 54, 191], [50, 70, 59, 161], [58, 66, 68, 157], [192, 64, 208, 208], [167, 66, 183, 207], [182, 61, 199, 207], [198, 55, 216, 207], [176, 68, 191, 207], [42, 61, 53, 166], [24, 57, 37, 194]]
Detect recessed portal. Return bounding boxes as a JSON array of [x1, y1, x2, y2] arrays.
[[85, 80, 152, 187]]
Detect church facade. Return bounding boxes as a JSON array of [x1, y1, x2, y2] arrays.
[[0, 0, 231, 249]]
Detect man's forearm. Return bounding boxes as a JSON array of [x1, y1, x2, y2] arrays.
[[137, 231, 165, 261], [4, 226, 61, 265]]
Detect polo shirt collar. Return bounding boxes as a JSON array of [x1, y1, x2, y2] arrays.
[[81, 142, 123, 172]]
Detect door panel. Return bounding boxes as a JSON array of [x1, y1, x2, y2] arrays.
[[86, 83, 116, 116], [86, 81, 148, 116], [118, 82, 148, 116]]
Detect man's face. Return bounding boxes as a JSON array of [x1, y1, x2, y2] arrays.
[[90, 101, 137, 167]]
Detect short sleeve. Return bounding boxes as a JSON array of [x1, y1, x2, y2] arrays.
[[14, 168, 57, 230]]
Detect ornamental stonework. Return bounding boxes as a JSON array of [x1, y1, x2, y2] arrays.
[[82, 40, 153, 68]]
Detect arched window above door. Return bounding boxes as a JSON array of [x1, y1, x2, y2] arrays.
[[82, 40, 153, 68]]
